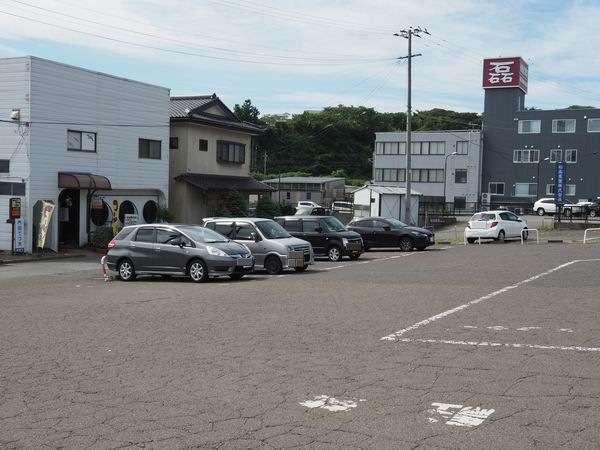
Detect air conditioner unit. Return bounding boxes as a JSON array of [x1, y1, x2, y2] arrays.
[[481, 192, 491, 205]]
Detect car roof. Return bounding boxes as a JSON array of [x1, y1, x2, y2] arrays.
[[276, 215, 329, 219], [203, 217, 271, 223]]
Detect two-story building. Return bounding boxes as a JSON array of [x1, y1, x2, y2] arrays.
[[0, 56, 170, 253], [373, 130, 483, 210], [263, 176, 345, 206], [169, 95, 271, 223]]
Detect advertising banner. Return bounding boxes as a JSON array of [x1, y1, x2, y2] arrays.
[[14, 218, 25, 253], [9, 197, 21, 219], [555, 161, 566, 205], [124, 214, 138, 226], [482, 57, 528, 93], [38, 201, 55, 249]]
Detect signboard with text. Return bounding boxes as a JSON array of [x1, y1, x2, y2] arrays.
[[14, 218, 25, 253], [124, 214, 138, 226], [483, 57, 528, 93], [555, 161, 566, 205], [9, 197, 21, 219]]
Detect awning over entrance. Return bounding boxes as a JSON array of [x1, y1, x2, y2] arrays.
[[58, 172, 112, 190], [176, 173, 274, 192]]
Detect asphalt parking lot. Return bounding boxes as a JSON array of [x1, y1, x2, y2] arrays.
[[1, 242, 599, 449]]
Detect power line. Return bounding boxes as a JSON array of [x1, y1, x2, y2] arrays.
[[0, 119, 170, 127]]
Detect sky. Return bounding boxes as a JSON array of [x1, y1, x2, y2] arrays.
[[1, 0, 600, 116]]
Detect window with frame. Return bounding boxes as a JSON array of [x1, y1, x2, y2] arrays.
[[565, 149, 577, 163], [550, 149, 562, 163], [518, 120, 541, 134], [135, 228, 155, 243], [489, 182, 505, 195], [286, 192, 291, 200], [454, 169, 467, 184], [587, 118, 600, 132], [169, 137, 179, 149], [513, 149, 539, 163], [552, 119, 576, 133], [454, 197, 466, 209], [139, 139, 161, 159], [216, 140, 245, 163], [412, 169, 444, 183], [515, 183, 537, 197], [382, 168, 397, 182], [0, 159, 8, 173], [546, 184, 576, 196], [456, 141, 469, 155], [234, 223, 256, 241], [284, 220, 302, 232], [0, 182, 25, 196], [199, 139, 208, 152], [306, 192, 312, 200], [68, 130, 97, 152]]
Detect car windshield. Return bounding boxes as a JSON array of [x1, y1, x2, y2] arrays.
[[255, 220, 291, 239], [321, 217, 346, 232], [178, 226, 229, 243], [386, 218, 408, 229], [295, 207, 312, 215], [471, 213, 496, 221]]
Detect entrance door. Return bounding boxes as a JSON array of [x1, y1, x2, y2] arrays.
[[58, 189, 80, 248]]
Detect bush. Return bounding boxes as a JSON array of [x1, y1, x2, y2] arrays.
[[279, 203, 296, 215], [157, 207, 174, 223], [91, 227, 114, 249], [225, 189, 249, 217], [255, 196, 280, 219]]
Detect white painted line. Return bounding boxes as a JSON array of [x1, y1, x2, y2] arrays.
[[300, 395, 359, 412], [399, 338, 600, 353], [381, 259, 598, 341], [516, 326, 541, 331], [428, 403, 494, 428], [560, 328, 574, 333], [487, 325, 509, 331]]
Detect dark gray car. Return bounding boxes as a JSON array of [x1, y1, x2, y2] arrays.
[[106, 224, 254, 282]]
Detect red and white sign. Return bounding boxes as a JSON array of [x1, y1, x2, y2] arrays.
[[483, 57, 528, 93]]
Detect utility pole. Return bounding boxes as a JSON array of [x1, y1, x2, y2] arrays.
[[394, 27, 428, 224]]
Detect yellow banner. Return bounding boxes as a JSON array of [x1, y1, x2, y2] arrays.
[[38, 201, 55, 249]]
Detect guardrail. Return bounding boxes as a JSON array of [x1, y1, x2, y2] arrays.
[[583, 227, 600, 244], [521, 228, 539, 245]]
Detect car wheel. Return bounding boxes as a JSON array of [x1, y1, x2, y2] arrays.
[[590, 210, 597, 218], [188, 259, 208, 283], [467, 238, 477, 244], [522, 229, 528, 241], [117, 258, 136, 281], [496, 230, 506, 242], [349, 254, 360, 260], [294, 265, 308, 272], [399, 236, 414, 252], [229, 273, 244, 280], [264, 256, 283, 275], [536, 208, 545, 216], [327, 245, 342, 262]]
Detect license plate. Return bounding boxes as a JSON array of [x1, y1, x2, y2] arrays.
[[236, 258, 252, 266], [429, 236, 434, 243], [346, 243, 362, 251]]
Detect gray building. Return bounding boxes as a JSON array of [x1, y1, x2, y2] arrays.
[[373, 130, 482, 209], [482, 56, 600, 206], [263, 176, 345, 206]]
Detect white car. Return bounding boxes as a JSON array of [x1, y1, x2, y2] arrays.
[[465, 210, 528, 243], [533, 198, 580, 216], [297, 201, 320, 208], [331, 201, 353, 213]]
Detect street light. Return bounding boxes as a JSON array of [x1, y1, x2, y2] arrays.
[[443, 151, 458, 205], [536, 157, 550, 198]]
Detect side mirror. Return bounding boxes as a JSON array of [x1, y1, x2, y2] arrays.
[[251, 232, 260, 242], [517, 218, 523, 222]]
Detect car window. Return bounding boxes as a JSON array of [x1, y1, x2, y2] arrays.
[[114, 227, 135, 240], [234, 223, 257, 241], [499, 212, 511, 221], [204, 222, 215, 230], [386, 218, 408, 229], [373, 220, 388, 230], [156, 229, 182, 244], [302, 220, 321, 232], [214, 223, 234, 238], [135, 228, 154, 243], [320, 217, 346, 232], [178, 226, 228, 243], [355, 220, 373, 228], [507, 213, 519, 221], [255, 220, 291, 239], [284, 220, 302, 232], [471, 213, 496, 221]]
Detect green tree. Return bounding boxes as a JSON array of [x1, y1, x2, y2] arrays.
[[225, 189, 248, 217], [234, 99, 262, 124], [255, 195, 280, 219]]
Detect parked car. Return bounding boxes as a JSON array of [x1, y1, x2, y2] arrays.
[[295, 206, 329, 216], [331, 201, 353, 214], [533, 198, 581, 216], [576, 200, 600, 217], [106, 224, 254, 282], [203, 217, 314, 274], [347, 216, 434, 251], [465, 210, 528, 243], [275, 215, 364, 261], [297, 201, 321, 208]]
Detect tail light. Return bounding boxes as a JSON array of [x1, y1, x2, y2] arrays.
[[466, 223, 471, 229], [107, 239, 116, 249], [490, 221, 498, 228]]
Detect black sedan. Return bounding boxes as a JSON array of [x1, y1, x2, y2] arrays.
[[347, 217, 434, 251]]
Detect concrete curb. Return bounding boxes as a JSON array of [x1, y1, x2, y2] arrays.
[[0, 254, 87, 265]]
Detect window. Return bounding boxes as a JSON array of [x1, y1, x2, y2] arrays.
[[169, 137, 179, 149], [67, 130, 97, 152], [587, 118, 600, 132], [456, 141, 469, 155], [302, 220, 321, 233], [454, 197, 466, 209], [489, 182, 505, 195], [513, 149, 539, 163], [306, 192, 312, 200], [547, 184, 576, 196], [143, 200, 158, 223], [383, 168, 397, 182], [217, 140, 245, 163], [135, 228, 155, 243], [550, 149, 562, 163], [214, 223, 234, 238], [156, 229, 182, 245], [429, 142, 445, 155], [118, 200, 137, 224], [454, 169, 467, 184], [411, 169, 444, 183], [0, 182, 25, 196], [565, 149, 577, 163], [552, 119, 576, 133], [199, 139, 208, 152], [515, 183, 537, 197], [139, 139, 161, 159], [518, 120, 541, 134], [411, 142, 421, 155], [284, 220, 302, 232], [411, 141, 445, 155], [375, 142, 383, 155], [0, 159, 9, 173], [234, 223, 257, 241], [91, 201, 110, 226], [384, 142, 399, 154], [286, 192, 291, 200]]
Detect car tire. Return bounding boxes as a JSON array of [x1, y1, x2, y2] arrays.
[[327, 245, 342, 262], [522, 229, 528, 241], [188, 259, 208, 283], [467, 238, 477, 244], [229, 273, 244, 280], [294, 265, 308, 272], [496, 230, 506, 242], [536, 208, 545, 216], [117, 258, 136, 281], [264, 256, 283, 275], [399, 236, 414, 252]]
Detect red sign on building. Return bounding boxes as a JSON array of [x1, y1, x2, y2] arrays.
[[482, 57, 528, 93]]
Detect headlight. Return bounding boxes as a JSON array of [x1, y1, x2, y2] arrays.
[[207, 246, 228, 257], [342, 238, 349, 246], [410, 231, 423, 236]]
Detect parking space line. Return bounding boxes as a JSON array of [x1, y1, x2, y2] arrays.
[[381, 259, 600, 342], [397, 338, 600, 353]]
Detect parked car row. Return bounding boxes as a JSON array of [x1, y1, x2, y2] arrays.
[[533, 198, 600, 217], [106, 216, 436, 282]]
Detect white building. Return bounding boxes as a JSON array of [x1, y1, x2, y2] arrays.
[[373, 130, 482, 210], [352, 185, 421, 224], [0, 56, 170, 253]]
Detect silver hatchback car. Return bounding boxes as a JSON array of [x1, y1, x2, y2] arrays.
[[106, 224, 254, 282]]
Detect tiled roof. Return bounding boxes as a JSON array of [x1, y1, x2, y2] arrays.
[[264, 177, 344, 184], [170, 95, 216, 118], [175, 173, 274, 192]]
